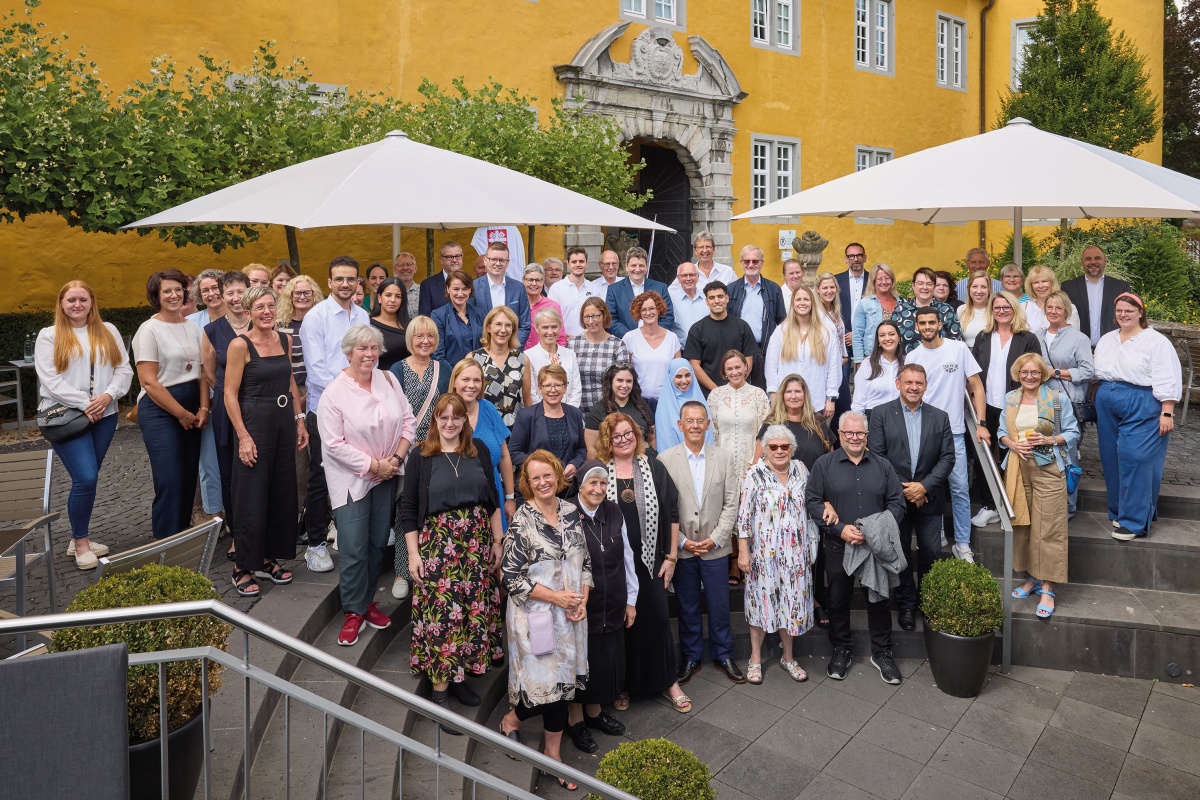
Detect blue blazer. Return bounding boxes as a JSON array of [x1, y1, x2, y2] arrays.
[[470, 276, 531, 346], [835, 270, 864, 333], [418, 271, 449, 318], [606, 278, 675, 338], [727, 277, 787, 349], [431, 303, 484, 366], [509, 401, 587, 473]]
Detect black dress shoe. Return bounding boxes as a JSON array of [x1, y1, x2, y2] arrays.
[[430, 690, 462, 736], [714, 658, 747, 684], [584, 711, 626, 736], [676, 659, 701, 685], [898, 608, 916, 631], [447, 680, 481, 707], [499, 722, 523, 759], [565, 721, 598, 753]]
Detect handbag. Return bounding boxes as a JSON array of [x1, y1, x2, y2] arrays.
[[527, 609, 556, 656], [38, 361, 94, 444], [1065, 464, 1083, 494]]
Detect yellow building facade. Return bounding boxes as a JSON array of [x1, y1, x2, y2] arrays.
[[3, 0, 1163, 311]]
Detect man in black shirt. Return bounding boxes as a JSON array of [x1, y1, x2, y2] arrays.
[[806, 411, 906, 684], [682, 281, 760, 396]]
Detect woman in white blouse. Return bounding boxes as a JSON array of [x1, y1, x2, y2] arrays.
[[1093, 292, 1183, 541], [621, 291, 681, 402], [851, 320, 902, 416], [707, 350, 770, 471], [1022, 265, 1079, 335], [957, 271, 993, 348], [765, 285, 839, 417], [523, 307, 583, 408], [35, 281, 133, 569]]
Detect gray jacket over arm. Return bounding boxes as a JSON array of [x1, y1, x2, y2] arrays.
[[843, 510, 907, 602]]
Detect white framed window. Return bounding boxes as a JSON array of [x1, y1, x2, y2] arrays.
[[1011, 19, 1038, 89], [750, 135, 800, 213], [855, 0, 893, 75], [752, 0, 799, 54], [855, 146, 893, 224], [621, 0, 685, 28], [936, 13, 967, 91]]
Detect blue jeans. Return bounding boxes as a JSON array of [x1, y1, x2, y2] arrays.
[[197, 423, 223, 514], [947, 433, 971, 546], [1096, 381, 1168, 535], [674, 553, 734, 663], [50, 413, 119, 540], [138, 383, 202, 539], [332, 480, 397, 616]]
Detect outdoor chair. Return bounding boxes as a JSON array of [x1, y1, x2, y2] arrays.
[[0, 450, 58, 647], [1174, 335, 1196, 425], [94, 515, 222, 583]]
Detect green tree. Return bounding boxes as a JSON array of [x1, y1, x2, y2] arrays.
[[1164, 0, 1200, 177], [998, 0, 1160, 154]]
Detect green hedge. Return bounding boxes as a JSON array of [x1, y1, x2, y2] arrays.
[[0, 306, 155, 422]]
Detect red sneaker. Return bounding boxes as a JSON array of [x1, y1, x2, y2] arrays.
[[364, 602, 392, 631], [338, 613, 365, 646]]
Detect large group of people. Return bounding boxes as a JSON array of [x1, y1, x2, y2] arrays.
[[34, 232, 1183, 784]]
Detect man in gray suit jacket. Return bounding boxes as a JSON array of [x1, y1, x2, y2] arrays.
[[867, 363, 955, 631], [1061, 245, 1131, 347], [658, 401, 746, 684]]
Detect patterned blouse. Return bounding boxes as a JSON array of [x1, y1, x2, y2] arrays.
[[893, 298, 962, 353], [398, 359, 441, 442], [471, 347, 524, 428], [708, 382, 770, 471], [567, 334, 631, 410]]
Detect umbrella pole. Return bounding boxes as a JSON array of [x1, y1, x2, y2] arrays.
[[1013, 208, 1023, 271], [285, 226, 301, 271], [392, 224, 401, 263], [528, 226, 535, 264], [426, 230, 435, 280]]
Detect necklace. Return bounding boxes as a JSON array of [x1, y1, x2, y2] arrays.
[[618, 477, 635, 504], [444, 453, 462, 478], [226, 314, 249, 332], [582, 510, 606, 552], [160, 317, 197, 372]]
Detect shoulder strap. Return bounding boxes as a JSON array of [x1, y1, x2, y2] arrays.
[[414, 361, 440, 423]]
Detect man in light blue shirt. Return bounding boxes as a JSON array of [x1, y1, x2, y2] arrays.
[[726, 245, 786, 390], [667, 262, 709, 340]]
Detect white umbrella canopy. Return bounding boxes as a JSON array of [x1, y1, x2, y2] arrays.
[[124, 130, 672, 232], [736, 118, 1200, 228]]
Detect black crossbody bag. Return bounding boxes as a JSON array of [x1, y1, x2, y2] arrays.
[[38, 360, 95, 443]]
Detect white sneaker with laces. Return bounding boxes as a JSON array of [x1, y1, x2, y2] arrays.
[[392, 577, 410, 600], [306, 543, 335, 572], [326, 521, 337, 542], [952, 543, 975, 563], [971, 507, 1000, 528]]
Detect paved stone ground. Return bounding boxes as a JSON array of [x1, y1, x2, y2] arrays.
[[532, 656, 1200, 800]]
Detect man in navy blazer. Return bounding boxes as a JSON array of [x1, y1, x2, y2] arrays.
[[1061, 245, 1132, 347], [470, 242, 531, 346], [417, 240, 466, 317], [726, 245, 786, 390], [867, 363, 955, 631], [606, 246, 675, 337], [834, 243, 869, 350]]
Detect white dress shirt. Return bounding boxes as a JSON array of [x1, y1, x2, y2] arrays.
[[1094, 327, 1183, 402], [764, 324, 840, 398], [851, 357, 900, 414], [588, 277, 618, 303], [486, 275, 506, 313], [686, 447, 706, 507], [300, 297, 369, 412], [740, 279, 765, 342], [548, 277, 597, 337], [1086, 276, 1106, 345], [847, 271, 867, 321], [984, 332, 1014, 408], [525, 344, 584, 408]]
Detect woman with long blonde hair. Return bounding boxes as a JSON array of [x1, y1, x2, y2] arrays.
[[957, 270, 994, 347], [816, 271, 851, 425], [1022, 265, 1080, 334], [36, 281, 133, 568], [764, 286, 839, 417]]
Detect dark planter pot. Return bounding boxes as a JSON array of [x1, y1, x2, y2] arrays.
[[923, 623, 994, 698], [127, 707, 206, 800]]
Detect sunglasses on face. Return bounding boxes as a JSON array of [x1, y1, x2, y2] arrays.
[[766, 443, 791, 452]]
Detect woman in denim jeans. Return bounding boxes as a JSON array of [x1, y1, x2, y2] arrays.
[[35, 281, 133, 569]]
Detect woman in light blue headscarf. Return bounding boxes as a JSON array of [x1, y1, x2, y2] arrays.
[[654, 358, 714, 453]]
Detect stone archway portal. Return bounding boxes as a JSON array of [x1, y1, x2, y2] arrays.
[[555, 23, 747, 267]]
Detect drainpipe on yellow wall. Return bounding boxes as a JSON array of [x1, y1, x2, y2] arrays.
[[979, 0, 997, 247]]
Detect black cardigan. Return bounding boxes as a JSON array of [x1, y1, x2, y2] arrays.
[[398, 438, 497, 533], [971, 329, 1042, 401], [509, 401, 587, 472]]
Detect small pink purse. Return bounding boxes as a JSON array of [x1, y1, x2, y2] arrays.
[[527, 609, 555, 656]]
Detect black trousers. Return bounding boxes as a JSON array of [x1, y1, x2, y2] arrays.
[[513, 697, 569, 732], [231, 397, 298, 573], [825, 537, 892, 656], [894, 510, 943, 611], [303, 411, 330, 546]]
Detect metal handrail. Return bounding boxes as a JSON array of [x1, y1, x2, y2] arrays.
[[0, 600, 639, 800], [964, 398, 1015, 674]]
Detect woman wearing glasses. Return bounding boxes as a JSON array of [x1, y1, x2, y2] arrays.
[[568, 297, 630, 411]]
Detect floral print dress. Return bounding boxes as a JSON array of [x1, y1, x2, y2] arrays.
[[736, 460, 817, 636]]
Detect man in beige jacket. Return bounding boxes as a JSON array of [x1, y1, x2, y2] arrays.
[[658, 400, 746, 685]]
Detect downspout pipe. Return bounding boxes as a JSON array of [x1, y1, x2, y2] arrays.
[[979, 0, 997, 247]]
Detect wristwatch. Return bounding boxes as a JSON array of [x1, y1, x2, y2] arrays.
[[505, 493, 515, 500], [1053, 369, 1062, 378], [1162, 412, 1174, 418]]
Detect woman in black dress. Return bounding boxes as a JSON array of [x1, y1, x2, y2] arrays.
[[370, 277, 411, 371], [583, 363, 656, 458], [594, 413, 689, 713], [223, 287, 307, 596]]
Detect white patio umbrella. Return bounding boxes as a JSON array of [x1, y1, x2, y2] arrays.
[[124, 130, 671, 261], [736, 118, 1200, 267]]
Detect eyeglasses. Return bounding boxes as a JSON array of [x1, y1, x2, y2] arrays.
[[611, 431, 636, 443], [840, 430, 867, 439], [992, 305, 1013, 313], [682, 419, 708, 427], [1018, 370, 1043, 378], [846, 253, 866, 260], [766, 443, 791, 452], [582, 313, 603, 321], [330, 277, 357, 285], [742, 259, 762, 265], [488, 257, 509, 264], [441, 253, 463, 261], [541, 383, 565, 391], [292, 291, 313, 299]]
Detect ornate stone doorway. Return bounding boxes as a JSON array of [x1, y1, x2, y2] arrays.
[[555, 23, 746, 267], [630, 141, 692, 283]]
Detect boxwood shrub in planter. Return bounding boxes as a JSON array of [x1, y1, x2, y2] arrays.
[[919, 558, 1004, 698], [590, 738, 715, 800]]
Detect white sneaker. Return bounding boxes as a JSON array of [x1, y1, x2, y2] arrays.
[[971, 507, 1000, 528], [952, 543, 975, 563], [1111, 527, 1138, 541], [391, 577, 410, 600], [330, 529, 338, 552], [326, 521, 337, 542], [305, 544, 335, 572]]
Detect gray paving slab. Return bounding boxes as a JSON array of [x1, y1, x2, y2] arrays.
[[1048, 696, 1141, 751], [855, 708, 950, 764], [1027, 726, 1127, 790], [1143, 689, 1200, 735], [1007, 759, 1114, 800], [794, 683, 881, 737], [823, 738, 924, 800], [796, 771, 883, 800], [757, 710, 852, 771], [927, 732, 1024, 796], [1064, 671, 1153, 718], [1129, 721, 1200, 778], [716, 741, 819, 800], [881, 679, 972, 730], [972, 673, 1063, 724], [899, 764, 1004, 800], [667, 717, 751, 775], [1113, 752, 1200, 800], [952, 701, 1044, 758], [693, 689, 786, 740]]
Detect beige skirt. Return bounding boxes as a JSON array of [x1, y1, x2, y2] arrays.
[[1012, 456, 1069, 583]]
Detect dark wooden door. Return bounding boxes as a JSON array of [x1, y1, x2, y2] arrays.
[[634, 144, 692, 285]]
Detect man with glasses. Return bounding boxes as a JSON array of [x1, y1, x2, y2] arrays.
[[806, 411, 906, 683], [689, 230, 739, 288], [392, 252, 421, 319], [904, 308, 988, 562], [835, 244, 868, 348], [470, 241, 531, 346], [542, 257, 564, 291], [549, 247, 599, 338], [589, 249, 623, 303], [418, 241, 465, 317], [299, 256, 369, 573], [667, 262, 709, 341], [727, 245, 786, 390]]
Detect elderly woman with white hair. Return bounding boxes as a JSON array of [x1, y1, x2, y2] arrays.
[[736, 424, 817, 685], [319, 324, 417, 646], [522, 263, 567, 351], [523, 306, 583, 408]]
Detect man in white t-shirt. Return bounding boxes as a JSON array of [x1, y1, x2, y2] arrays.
[[589, 249, 622, 302], [903, 307, 989, 562], [472, 225, 526, 282], [548, 247, 599, 337]]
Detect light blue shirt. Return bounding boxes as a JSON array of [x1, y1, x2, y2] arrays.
[[740, 279, 765, 342], [300, 297, 369, 412], [668, 285, 709, 341], [902, 402, 923, 475]]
